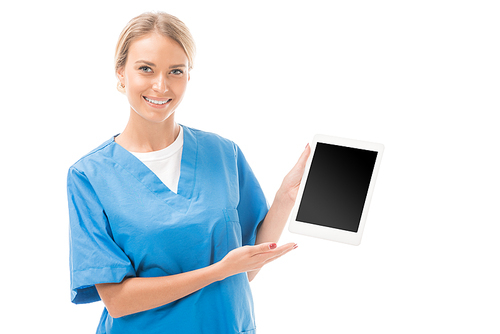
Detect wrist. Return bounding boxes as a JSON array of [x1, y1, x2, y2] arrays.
[[274, 187, 296, 212], [212, 259, 231, 282]]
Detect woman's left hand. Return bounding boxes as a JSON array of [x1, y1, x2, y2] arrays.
[[277, 144, 311, 205], [248, 144, 311, 282]]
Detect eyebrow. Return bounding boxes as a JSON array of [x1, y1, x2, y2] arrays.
[[135, 60, 156, 67], [135, 60, 186, 69]]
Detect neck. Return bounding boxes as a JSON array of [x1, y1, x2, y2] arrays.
[[115, 110, 180, 153]]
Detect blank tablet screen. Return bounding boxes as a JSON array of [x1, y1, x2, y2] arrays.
[[296, 143, 378, 233]]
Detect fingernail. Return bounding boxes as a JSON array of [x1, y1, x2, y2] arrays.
[[269, 243, 277, 250], [293, 244, 298, 249]]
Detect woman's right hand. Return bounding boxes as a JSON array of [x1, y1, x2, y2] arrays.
[[218, 242, 297, 279], [95, 242, 297, 318]]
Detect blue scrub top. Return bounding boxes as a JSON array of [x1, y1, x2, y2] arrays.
[[67, 125, 268, 334]]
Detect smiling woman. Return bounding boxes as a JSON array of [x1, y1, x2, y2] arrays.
[[114, 13, 194, 152], [67, 11, 309, 334], [116, 33, 190, 150]]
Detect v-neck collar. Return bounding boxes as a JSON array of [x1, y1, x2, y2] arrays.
[[108, 124, 198, 213]]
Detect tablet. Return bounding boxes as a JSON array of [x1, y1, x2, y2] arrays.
[[288, 134, 384, 245]]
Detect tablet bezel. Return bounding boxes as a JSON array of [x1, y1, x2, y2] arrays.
[[288, 134, 384, 246]]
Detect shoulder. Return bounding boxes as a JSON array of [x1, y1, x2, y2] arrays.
[[183, 125, 238, 155], [184, 125, 235, 146], [68, 137, 116, 176]]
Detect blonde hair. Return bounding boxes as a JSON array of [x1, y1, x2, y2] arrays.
[[115, 11, 196, 75]]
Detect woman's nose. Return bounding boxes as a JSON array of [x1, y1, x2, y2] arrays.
[[152, 74, 169, 93]]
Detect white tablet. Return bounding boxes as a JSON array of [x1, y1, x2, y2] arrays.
[[288, 134, 384, 245]]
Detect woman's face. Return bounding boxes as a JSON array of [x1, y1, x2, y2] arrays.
[[117, 32, 190, 124]]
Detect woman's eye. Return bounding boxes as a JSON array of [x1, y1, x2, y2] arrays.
[[171, 69, 183, 75], [139, 66, 152, 73]]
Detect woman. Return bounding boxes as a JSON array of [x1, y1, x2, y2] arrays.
[[67, 11, 310, 334]]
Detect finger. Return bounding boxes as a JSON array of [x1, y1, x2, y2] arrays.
[[265, 242, 296, 254], [275, 242, 297, 251], [284, 145, 311, 186], [260, 242, 297, 260], [262, 243, 298, 264], [294, 144, 311, 170], [251, 242, 294, 259], [253, 242, 278, 255]]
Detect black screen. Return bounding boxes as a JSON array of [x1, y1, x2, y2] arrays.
[[296, 143, 378, 233]]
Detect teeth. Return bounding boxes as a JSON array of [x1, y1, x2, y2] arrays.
[[144, 97, 170, 105]]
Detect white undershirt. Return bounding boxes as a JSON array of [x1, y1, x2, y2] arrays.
[[130, 127, 183, 193]]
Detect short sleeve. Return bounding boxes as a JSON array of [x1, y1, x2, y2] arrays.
[[235, 145, 269, 246], [67, 166, 136, 304]]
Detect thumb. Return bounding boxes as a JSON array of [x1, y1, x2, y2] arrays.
[[283, 144, 311, 187], [258, 242, 277, 252], [292, 143, 311, 172]]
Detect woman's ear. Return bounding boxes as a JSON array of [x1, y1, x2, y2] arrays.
[[116, 67, 126, 93], [116, 67, 125, 86]]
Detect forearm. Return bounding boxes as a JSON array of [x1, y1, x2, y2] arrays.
[[255, 188, 295, 245], [248, 189, 295, 281], [96, 262, 227, 318], [254, 144, 309, 246]]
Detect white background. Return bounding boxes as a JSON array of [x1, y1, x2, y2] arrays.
[[1, 0, 499, 333]]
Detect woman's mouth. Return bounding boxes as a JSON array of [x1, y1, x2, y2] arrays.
[[143, 96, 172, 105]]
